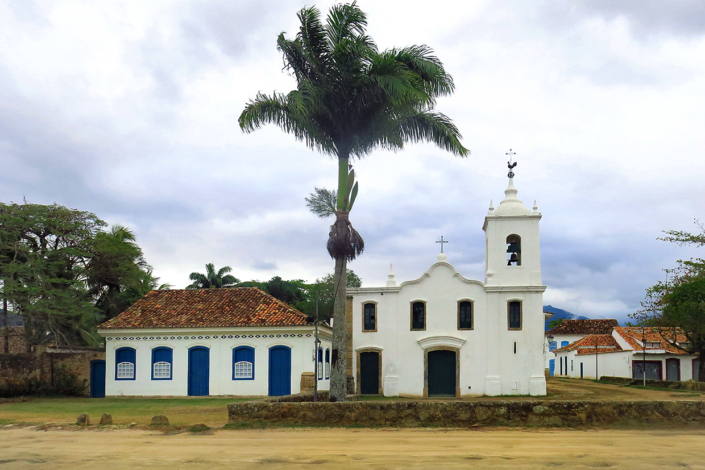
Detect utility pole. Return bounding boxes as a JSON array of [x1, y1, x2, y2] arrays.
[[642, 328, 647, 386], [313, 291, 320, 403], [595, 338, 598, 380]]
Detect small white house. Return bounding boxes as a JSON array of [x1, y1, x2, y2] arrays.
[[554, 327, 700, 381], [544, 319, 619, 375], [97, 288, 331, 397], [347, 174, 548, 397]]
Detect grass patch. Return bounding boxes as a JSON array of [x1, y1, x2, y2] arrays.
[[0, 397, 254, 427], [0, 419, 14, 425], [357, 396, 407, 401]]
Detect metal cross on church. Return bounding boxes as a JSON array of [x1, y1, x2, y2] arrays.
[[436, 236, 449, 253]]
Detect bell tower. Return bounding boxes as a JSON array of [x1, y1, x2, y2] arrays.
[[482, 151, 542, 287]]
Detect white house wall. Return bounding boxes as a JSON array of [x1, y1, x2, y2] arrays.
[[100, 327, 331, 397], [556, 351, 698, 381], [544, 334, 585, 368]]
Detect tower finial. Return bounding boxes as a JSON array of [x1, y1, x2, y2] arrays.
[[506, 149, 517, 178], [386, 263, 396, 287]]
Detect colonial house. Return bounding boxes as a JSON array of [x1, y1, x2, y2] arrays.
[[346, 172, 548, 397], [97, 288, 331, 397], [553, 326, 700, 381], [544, 319, 620, 375]]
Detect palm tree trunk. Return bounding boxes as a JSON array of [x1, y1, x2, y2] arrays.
[[2, 297, 8, 354], [330, 252, 348, 401]]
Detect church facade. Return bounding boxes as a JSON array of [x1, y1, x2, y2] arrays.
[[347, 175, 547, 397]]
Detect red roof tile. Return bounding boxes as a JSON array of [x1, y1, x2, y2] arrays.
[[613, 327, 690, 355], [546, 319, 619, 335], [98, 288, 310, 330], [554, 334, 624, 355]]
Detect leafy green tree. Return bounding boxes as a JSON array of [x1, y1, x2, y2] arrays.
[[547, 318, 564, 330], [631, 219, 705, 382], [239, 3, 467, 400], [0, 202, 105, 349], [296, 269, 362, 320], [187, 263, 239, 289]]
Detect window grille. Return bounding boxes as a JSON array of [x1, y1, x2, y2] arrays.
[[117, 362, 134, 379], [153, 361, 171, 379], [412, 302, 425, 330], [458, 301, 472, 329], [508, 301, 521, 329], [363, 303, 376, 331], [234, 361, 253, 379]]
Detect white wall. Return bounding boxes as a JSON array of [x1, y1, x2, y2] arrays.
[[351, 260, 546, 397], [544, 334, 585, 369], [100, 326, 331, 397], [555, 351, 698, 381]]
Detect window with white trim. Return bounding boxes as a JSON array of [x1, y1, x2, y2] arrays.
[[152, 347, 173, 380], [116, 347, 136, 380], [325, 349, 330, 379], [233, 347, 255, 380]]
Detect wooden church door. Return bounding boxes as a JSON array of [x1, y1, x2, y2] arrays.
[[428, 350, 456, 397], [359, 351, 380, 395], [188, 347, 210, 396]]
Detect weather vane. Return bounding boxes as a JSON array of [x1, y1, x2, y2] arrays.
[[506, 149, 517, 178]]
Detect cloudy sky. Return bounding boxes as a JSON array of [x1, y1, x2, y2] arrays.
[[2, 0, 704, 323]]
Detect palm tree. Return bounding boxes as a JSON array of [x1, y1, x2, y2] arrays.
[[239, 2, 468, 400], [187, 263, 239, 289]]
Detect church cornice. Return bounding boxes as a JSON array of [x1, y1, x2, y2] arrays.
[[484, 285, 547, 293]]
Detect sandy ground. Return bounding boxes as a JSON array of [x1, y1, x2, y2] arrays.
[[0, 427, 704, 469]]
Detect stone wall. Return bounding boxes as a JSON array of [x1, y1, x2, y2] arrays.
[[600, 376, 705, 391], [0, 346, 104, 396], [0, 327, 27, 354], [228, 400, 705, 427]]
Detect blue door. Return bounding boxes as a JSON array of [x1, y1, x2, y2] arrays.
[[549, 359, 555, 377], [188, 347, 210, 396], [90, 360, 106, 398], [268, 346, 291, 396]]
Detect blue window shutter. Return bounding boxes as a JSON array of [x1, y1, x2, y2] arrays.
[[549, 341, 557, 352], [233, 347, 255, 380], [561, 341, 569, 348], [153, 348, 172, 364], [117, 348, 135, 364]]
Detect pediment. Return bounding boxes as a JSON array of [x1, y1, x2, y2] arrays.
[[417, 335, 466, 350]]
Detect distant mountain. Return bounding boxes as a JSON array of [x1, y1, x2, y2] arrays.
[[543, 305, 589, 331]]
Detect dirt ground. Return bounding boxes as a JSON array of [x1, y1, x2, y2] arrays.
[[1, 427, 704, 469]]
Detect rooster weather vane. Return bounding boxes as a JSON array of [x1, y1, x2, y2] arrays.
[[506, 149, 517, 178]]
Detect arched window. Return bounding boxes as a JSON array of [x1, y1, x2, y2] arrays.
[[115, 347, 136, 380], [458, 301, 473, 330], [561, 340, 569, 348], [325, 349, 330, 379], [363, 303, 376, 332], [508, 301, 522, 330], [152, 347, 173, 380], [411, 301, 426, 331], [233, 346, 254, 380], [317, 347, 323, 380], [506, 234, 521, 266]]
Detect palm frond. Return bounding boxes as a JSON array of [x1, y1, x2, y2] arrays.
[[305, 187, 338, 218], [397, 111, 469, 156]]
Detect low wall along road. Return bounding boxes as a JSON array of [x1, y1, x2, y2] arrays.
[[228, 400, 705, 427]]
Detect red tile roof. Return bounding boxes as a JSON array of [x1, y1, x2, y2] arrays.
[[554, 334, 624, 355], [613, 327, 690, 355], [546, 319, 619, 335], [98, 288, 310, 330]]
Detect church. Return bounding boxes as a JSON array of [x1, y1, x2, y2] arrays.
[[346, 168, 548, 397]]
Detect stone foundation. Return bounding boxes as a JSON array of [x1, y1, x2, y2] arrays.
[[227, 400, 705, 427]]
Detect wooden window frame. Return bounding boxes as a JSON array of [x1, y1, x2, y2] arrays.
[[151, 347, 173, 381], [232, 346, 255, 381], [115, 347, 136, 381], [507, 300, 523, 330], [362, 301, 378, 333], [457, 299, 474, 330], [410, 300, 427, 331]]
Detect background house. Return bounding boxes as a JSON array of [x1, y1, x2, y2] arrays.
[[545, 319, 620, 375]]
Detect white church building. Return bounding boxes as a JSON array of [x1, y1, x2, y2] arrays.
[[347, 171, 548, 397]]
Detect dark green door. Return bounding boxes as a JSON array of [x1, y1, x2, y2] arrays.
[[428, 350, 456, 397], [360, 352, 379, 395]]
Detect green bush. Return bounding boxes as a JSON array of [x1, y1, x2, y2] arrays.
[[0, 365, 87, 398]]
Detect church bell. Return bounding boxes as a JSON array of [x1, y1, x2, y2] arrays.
[[507, 252, 519, 266], [506, 243, 521, 254]]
